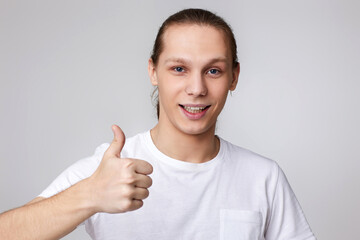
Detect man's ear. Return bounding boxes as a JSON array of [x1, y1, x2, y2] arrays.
[[148, 58, 158, 86], [229, 62, 240, 91]]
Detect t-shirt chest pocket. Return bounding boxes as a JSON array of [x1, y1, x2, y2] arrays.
[[220, 209, 263, 240]]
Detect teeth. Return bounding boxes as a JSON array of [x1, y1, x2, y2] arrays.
[[183, 106, 207, 113]]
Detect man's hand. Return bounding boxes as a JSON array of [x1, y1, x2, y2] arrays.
[[88, 125, 153, 213], [0, 124, 153, 240]]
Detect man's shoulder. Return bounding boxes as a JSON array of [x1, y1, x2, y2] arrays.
[[220, 137, 279, 175]]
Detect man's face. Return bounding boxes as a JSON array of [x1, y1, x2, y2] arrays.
[[149, 24, 239, 136]]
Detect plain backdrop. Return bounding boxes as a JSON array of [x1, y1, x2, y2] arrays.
[[1, 0, 359, 239]]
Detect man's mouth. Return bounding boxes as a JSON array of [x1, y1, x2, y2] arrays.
[[179, 104, 211, 113]]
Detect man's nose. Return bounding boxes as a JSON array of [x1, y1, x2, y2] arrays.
[[185, 72, 207, 97]]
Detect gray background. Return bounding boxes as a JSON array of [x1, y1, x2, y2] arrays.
[[1, 0, 359, 239]]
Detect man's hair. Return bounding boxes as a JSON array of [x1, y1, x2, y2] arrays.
[[150, 8, 239, 119]]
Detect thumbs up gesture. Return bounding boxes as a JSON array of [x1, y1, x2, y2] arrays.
[[88, 125, 153, 213]]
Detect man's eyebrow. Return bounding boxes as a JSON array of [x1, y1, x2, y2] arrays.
[[164, 58, 190, 65], [164, 57, 228, 65]]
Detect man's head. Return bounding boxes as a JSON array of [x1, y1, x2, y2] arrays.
[[150, 9, 239, 119]]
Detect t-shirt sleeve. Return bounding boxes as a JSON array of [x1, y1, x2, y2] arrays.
[[265, 163, 317, 240], [38, 143, 109, 198]]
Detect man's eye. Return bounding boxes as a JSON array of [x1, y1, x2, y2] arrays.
[[174, 67, 184, 72], [208, 69, 219, 74]]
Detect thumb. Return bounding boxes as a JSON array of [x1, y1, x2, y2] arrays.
[[105, 124, 125, 158]]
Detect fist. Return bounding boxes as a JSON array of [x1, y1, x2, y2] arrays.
[[89, 125, 153, 213]]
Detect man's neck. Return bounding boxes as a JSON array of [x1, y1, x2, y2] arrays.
[[150, 122, 219, 164]]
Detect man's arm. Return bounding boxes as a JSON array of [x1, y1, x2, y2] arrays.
[[0, 125, 153, 240], [0, 179, 96, 240]]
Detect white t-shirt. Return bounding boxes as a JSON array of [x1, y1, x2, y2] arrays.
[[39, 131, 316, 240]]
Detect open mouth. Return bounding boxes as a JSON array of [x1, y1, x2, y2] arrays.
[[179, 104, 211, 114]]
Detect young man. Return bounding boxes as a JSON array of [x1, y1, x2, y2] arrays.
[[0, 9, 316, 240]]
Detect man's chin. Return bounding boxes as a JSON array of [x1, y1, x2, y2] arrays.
[[178, 122, 216, 137]]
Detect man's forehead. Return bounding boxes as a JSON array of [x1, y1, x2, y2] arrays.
[[160, 24, 231, 64], [162, 24, 227, 43]]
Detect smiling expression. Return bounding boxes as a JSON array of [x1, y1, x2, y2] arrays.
[[149, 24, 239, 136]]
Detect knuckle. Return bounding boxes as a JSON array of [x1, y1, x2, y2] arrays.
[[123, 175, 136, 185], [121, 158, 135, 169], [120, 185, 134, 198], [121, 199, 133, 210]]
